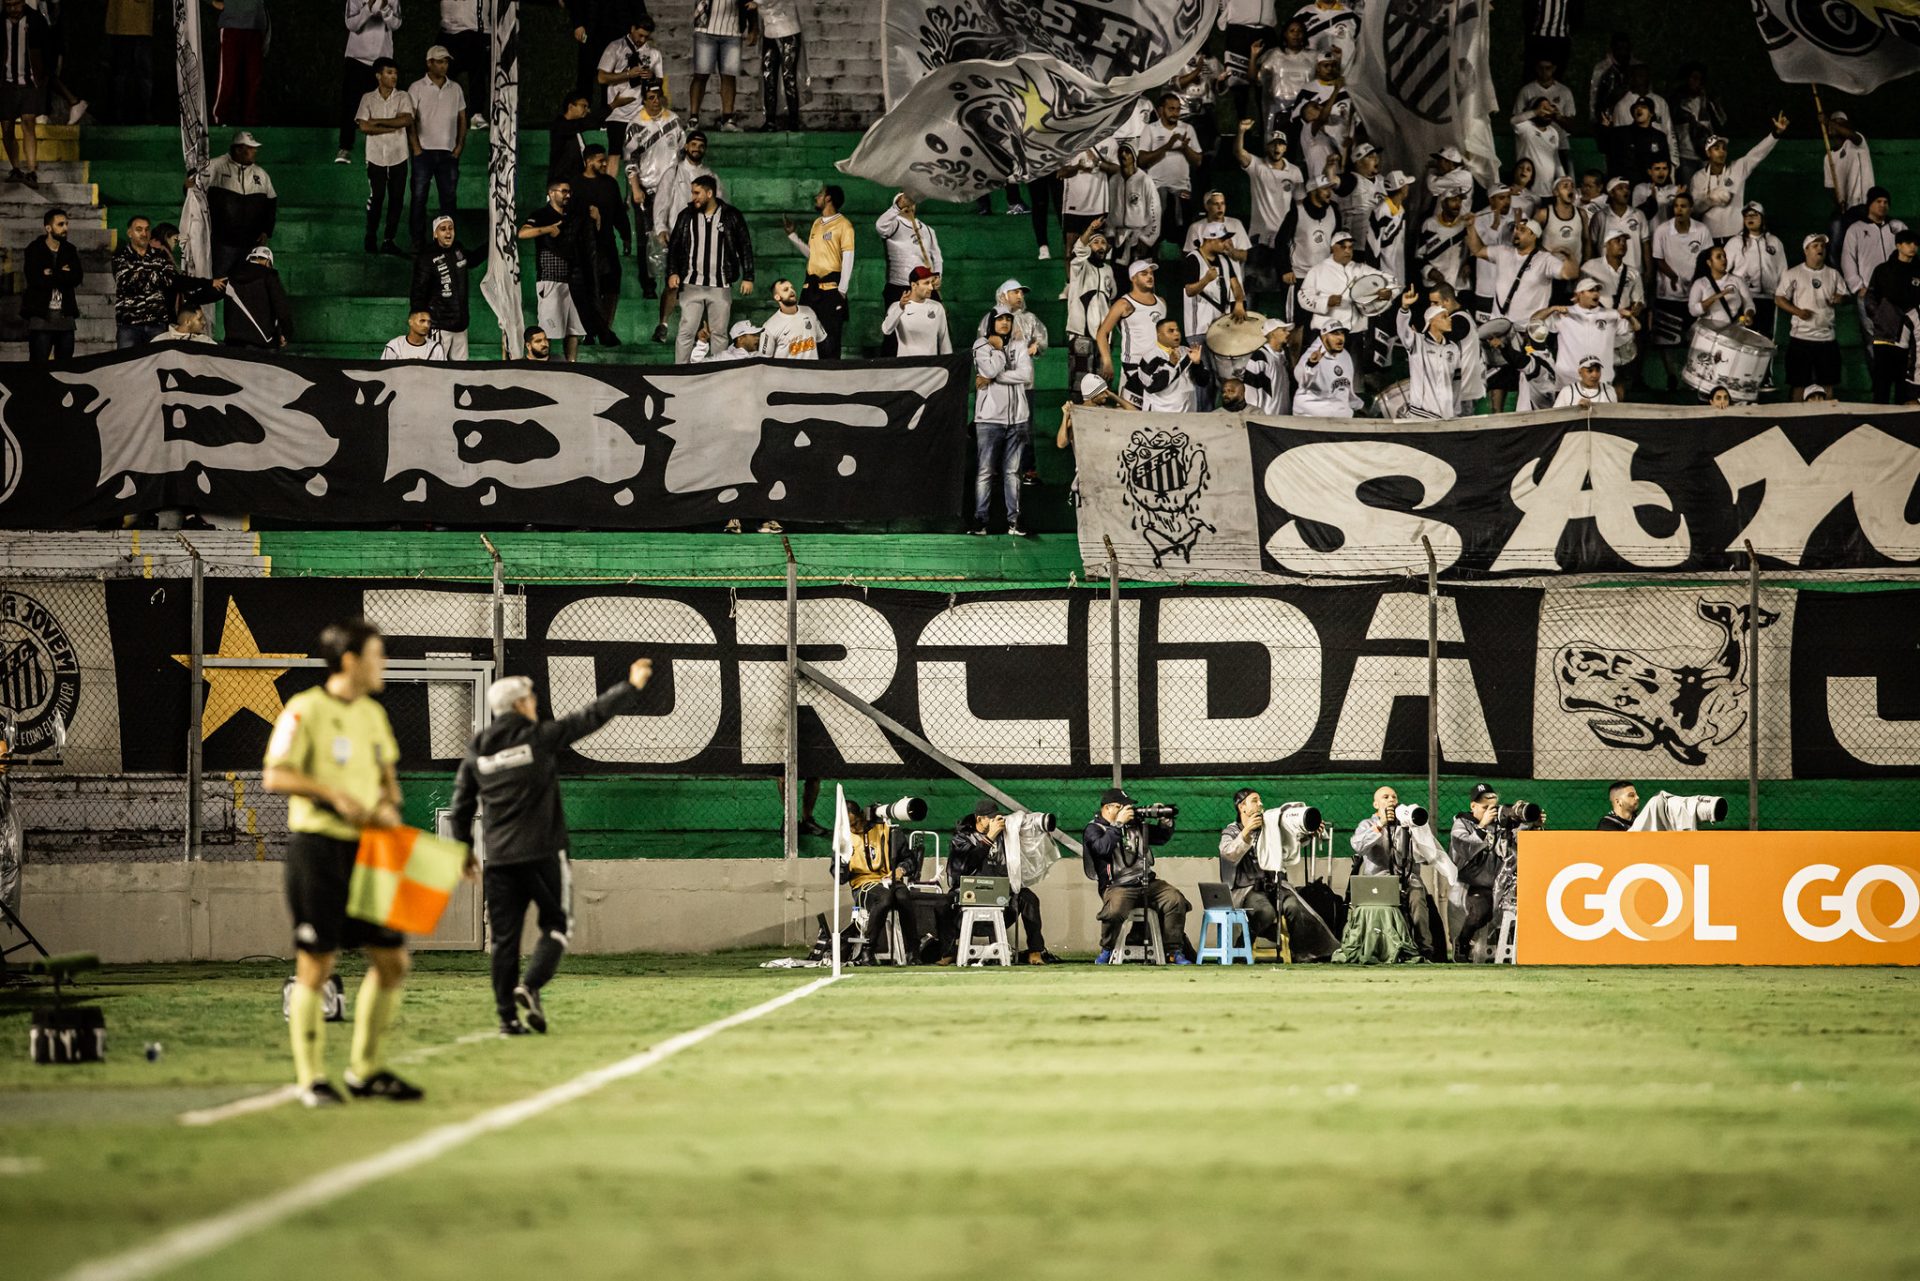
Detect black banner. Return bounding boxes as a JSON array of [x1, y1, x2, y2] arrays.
[[0, 348, 971, 531], [1073, 403, 1920, 581]]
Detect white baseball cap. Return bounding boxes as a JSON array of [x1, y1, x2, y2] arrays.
[[1803, 232, 1829, 250], [1321, 319, 1349, 334], [1330, 230, 1355, 245], [1579, 354, 1605, 371], [1742, 200, 1765, 214], [997, 278, 1027, 295], [425, 44, 452, 62], [1128, 259, 1155, 278], [1423, 305, 1446, 326], [1261, 318, 1290, 337], [232, 130, 263, 148], [729, 320, 760, 340], [486, 675, 534, 715], [1605, 226, 1631, 242], [1435, 145, 1466, 165], [1078, 373, 1109, 399], [246, 245, 274, 264], [1352, 142, 1378, 161], [1382, 170, 1412, 189], [1575, 276, 1602, 293]]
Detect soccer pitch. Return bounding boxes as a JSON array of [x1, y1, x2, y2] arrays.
[[3, 957, 1917, 1281]]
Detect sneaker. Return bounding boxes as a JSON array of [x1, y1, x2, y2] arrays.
[[1038, 950, 1063, 965], [3, 168, 20, 184], [1021, 470, 1039, 486], [1172, 952, 1193, 965], [469, 113, 487, 131], [651, 323, 668, 343], [301, 1081, 347, 1108], [969, 526, 988, 536], [1006, 203, 1029, 215], [688, 115, 702, 131], [344, 1070, 425, 1102], [334, 149, 351, 164], [721, 116, 742, 133], [18, 169, 35, 187], [1027, 951, 1047, 965], [499, 1018, 531, 1037], [66, 98, 87, 124], [1094, 948, 1114, 965], [599, 330, 623, 347], [757, 120, 779, 133], [757, 520, 783, 533], [33, 114, 46, 124], [723, 518, 743, 533], [514, 984, 548, 1033], [1037, 244, 1051, 261], [1008, 525, 1030, 538]]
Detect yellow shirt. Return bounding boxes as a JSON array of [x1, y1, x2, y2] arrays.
[[806, 214, 854, 287], [846, 824, 896, 892], [265, 686, 399, 841]]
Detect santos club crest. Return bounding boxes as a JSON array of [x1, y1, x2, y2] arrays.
[[0, 589, 79, 756]]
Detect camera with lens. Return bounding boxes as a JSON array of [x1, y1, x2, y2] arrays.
[[865, 796, 928, 824], [1646, 793, 1727, 828], [1277, 802, 1322, 839], [1134, 803, 1179, 824], [1023, 811, 1059, 832], [1393, 803, 1428, 828], [1497, 801, 1541, 827]]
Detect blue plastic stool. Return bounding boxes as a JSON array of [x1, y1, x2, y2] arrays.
[[1196, 906, 1255, 965]]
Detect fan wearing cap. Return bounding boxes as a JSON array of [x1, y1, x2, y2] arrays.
[[1368, 170, 1414, 288], [1553, 355, 1619, 407], [1688, 113, 1787, 243], [1448, 782, 1534, 964], [354, 57, 415, 256], [1066, 225, 1119, 389], [1534, 275, 1631, 392], [1301, 230, 1389, 353], [875, 193, 944, 318], [1291, 320, 1360, 417], [1330, 142, 1383, 245], [1776, 233, 1849, 400], [222, 244, 293, 350], [1821, 109, 1875, 215], [406, 46, 469, 252], [381, 307, 448, 362], [1183, 220, 1248, 375], [1724, 202, 1784, 343], [1274, 175, 1341, 314], [703, 319, 763, 363], [1424, 147, 1484, 211], [623, 85, 687, 317], [409, 215, 471, 359], [972, 307, 1036, 536], [882, 267, 951, 357], [1103, 143, 1161, 274], [450, 658, 653, 1036], [1094, 260, 1169, 408], [974, 278, 1049, 355], [1235, 120, 1303, 266], [1082, 787, 1189, 965], [1590, 176, 1649, 269], [1395, 288, 1467, 419], [1580, 226, 1647, 388], [1417, 187, 1474, 302], [202, 129, 278, 279], [1240, 318, 1294, 414], [1470, 202, 1580, 372], [1605, 65, 1677, 158]]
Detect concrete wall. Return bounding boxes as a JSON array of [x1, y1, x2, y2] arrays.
[[17, 856, 1332, 962]]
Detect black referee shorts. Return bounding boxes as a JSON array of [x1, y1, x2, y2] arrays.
[[285, 831, 406, 955]]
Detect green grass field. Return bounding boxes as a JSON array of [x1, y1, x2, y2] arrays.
[[3, 956, 1918, 1281]]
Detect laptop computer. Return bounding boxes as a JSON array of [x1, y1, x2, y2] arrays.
[[956, 876, 1011, 909], [1349, 875, 1400, 906], [1198, 882, 1234, 911]]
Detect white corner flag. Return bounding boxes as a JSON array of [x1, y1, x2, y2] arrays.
[[830, 783, 852, 977]]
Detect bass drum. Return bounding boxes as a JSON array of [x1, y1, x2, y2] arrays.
[[1683, 323, 1773, 403]]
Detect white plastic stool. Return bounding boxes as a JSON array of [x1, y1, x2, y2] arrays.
[[1114, 907, 1166, 965], [1494, 910, 1517, 965], [955, 905, 1012, 967]]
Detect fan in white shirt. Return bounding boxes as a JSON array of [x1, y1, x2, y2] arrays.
[[703, 319, 763, 362], [1724, 203, 1785, 335], [874, 194, 943, 292], [1294, 0, 1358, 56], [759, 279, 824, 358], [1291, 322, 1362, 417], [1535, 278, 1632, 389], [1470, 216, 1579, 326], [1582, 228, 1648, 370], [382, 310, 449, 361], [1687, 244, 1754, 333], [881, 268, 952, 356], [1687, 115, 1788, 242], [1553, 356, 1620, 406], [1395, 292, 1467, 419], [1775, 233, 1850, 400], [1301, 230, 1392, 335], [1821, 111, 1875, 212], [1235, 123, 1303, 247]]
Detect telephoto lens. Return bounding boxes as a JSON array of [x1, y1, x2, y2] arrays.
[[1135, 803, 1180, 822], [867, 797, 928, 823], [1395, 803, 1429, 828], [1027, 811, 1058, 832], [1499, 801, 1542, 826], [1279, 803, 1322, 836]]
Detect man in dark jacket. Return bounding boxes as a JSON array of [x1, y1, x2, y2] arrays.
[[409, 215, 471, 359], [112, 214, 224, 347], [203, 130, 277, 278], [1596, 780, 1638, 831], [1448, 783, 1521, 963], [548, 89, 595, 187], [222, 245, 293, 349], [950, 800, 1055, 965], [1866, 230, 1920, 403], [577, 143, 630, 340], [666, 175, 754, 363], [1219, 789, 1339, 962], [449, 657, 652, 1035], [1082, 787, 1187, 964], [22, 207, 80, 362]]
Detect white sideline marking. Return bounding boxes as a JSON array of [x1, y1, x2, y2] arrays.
[[177, 1031, 500, 1127], [67, 976, 838, 1281]]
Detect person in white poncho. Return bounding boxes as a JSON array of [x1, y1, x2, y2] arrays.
[[949, 800, 1059, 965]]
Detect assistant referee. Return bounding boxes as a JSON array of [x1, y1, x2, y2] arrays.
[[449, 657, 652, 1035], [264, 618, 452, 1108]]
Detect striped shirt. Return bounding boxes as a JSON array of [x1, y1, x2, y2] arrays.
[[1, 12, 41, 86], [696, 0, 744, 38], [680, 208, 725, 288], [1527, 0, 1576, 37]]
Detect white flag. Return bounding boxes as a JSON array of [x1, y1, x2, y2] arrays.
[[1347, 0, 1499, 190], [1750, 1, 1920, 94], [481, 1, 524, 358], [173, 0, 212, 319], [841, 0, 1219, 201]]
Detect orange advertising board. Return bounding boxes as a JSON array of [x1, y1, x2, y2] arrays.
[[1516, 831, 1920, 965]]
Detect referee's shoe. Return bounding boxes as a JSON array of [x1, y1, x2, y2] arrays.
[[344, 1070, 425, 1101], [514, 983, 548, 1034]]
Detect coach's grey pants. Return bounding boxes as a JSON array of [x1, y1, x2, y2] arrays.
[[676, 285, 732, 364]]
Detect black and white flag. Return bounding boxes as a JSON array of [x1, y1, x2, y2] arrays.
[[1347, 0, 1498, 188], [1750, 0, 1920, 94], [840, 0, 1217, 201], [483, 1, 523, 358], [173, 0, 213, 293]]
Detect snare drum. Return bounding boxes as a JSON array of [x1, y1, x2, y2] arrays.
[[1373, 379, 1413, 420], [1682, 323, 1774, 403]]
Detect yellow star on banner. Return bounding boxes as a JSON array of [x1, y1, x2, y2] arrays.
[[1017, 75, 1052, 134], [173, 599, 304, 741]]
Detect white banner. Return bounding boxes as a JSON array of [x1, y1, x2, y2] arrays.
[[1348, 0, 1498, 189], [842, 0, 1218, 201], [174, 0, 212, 293], [1072, 406, 1260, 577], [1750, 1, 1920, 95], [483, 1, 523, 358]]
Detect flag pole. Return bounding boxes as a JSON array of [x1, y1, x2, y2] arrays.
[[1811, 84, 1841, 211]]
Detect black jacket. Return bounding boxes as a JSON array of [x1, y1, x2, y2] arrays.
[[221, 261, 293, 347], [1867, 256, 1920, 342], [448, 680, 642, 866], [22, 236, 81, 321], [410, 243, 471, 333], [666, 198, 755, 286], [1081, 814, 1172, 891], [1595, 813, 1632, 832], [949, 822, 1005, 879]]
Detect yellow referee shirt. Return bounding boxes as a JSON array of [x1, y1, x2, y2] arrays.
[[806, 214, 854, 288], [265, 686, 399, 842]]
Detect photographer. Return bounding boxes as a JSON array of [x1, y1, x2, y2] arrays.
[[950, 800, 1057, 965], [840, 795, 926, 965], [1082, 788, 1190, 965], [1596, 781, 1638, 831], [1447, 783, 1533, 964], [1349, 786, 1446, 963], [1217, 789, 1338, 962]]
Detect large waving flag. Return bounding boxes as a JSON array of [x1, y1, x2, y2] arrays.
[[840, 0, 1219, 201], [482, 1, 524, 358], [1347, 0, 1499, 188], [1750, 1, 1920, 94]]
